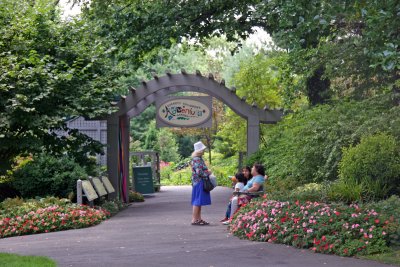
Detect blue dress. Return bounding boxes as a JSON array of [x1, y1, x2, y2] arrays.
[[191, 156, 211, 206]]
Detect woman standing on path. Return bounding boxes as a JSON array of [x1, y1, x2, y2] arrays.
[[190, 141, 211, 225]]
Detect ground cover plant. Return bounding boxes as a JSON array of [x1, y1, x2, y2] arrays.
[[229, 195, 400, 257], [0, 197, 110, 238], [129, 191, 145, 202], [0, 253, 56, 267]]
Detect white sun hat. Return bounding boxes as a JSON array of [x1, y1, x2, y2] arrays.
[[193, 141, 207, 152]]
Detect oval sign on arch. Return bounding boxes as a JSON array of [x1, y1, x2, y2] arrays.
[[156, 97, 212, 127]]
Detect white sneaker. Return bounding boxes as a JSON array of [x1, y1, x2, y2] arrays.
[[222, 220, 230, 225]]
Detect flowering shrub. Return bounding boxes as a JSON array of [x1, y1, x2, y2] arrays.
[[229, 196, 398, 256], [0, 198, 110, 238]]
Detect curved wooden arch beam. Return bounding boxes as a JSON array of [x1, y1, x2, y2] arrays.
[[113, 73, 283, 124]]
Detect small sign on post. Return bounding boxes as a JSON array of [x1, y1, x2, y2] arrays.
[[101, 176, 115, 194], [92, 177, 108, 197], [81, 180, 99, 202]]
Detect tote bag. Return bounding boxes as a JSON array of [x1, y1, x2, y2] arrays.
[[203, 176, 215, 192]]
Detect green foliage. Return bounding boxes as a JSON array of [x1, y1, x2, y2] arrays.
[[143, 121, 158, 150], [361, 249, 400, 266], [0, 197, 25, 210], [100, 200, 125, 216], [84, 0, 259, 71], [367, 196, 400, 248], [130, 106, 156, 145], [161, 168, 192, 186], [253, 0, 399, 100], [177, 136, 199, 159], [339, 133, 400, 200], [129, 191, 144, 202], [288, 183, 328, 203], [160, 152, 238, 187], [327, 178, 364, 203], [205, 152, 238, 188], [233, 53, 284, 109], [217, 52, 293, 154], [0, 196, 71, 213], [0, 253, 56, 267], [11, 153, 87, 198], [0, 0, 118, 174], [155, 128, 181, 163], [251, 94, 400, 192]]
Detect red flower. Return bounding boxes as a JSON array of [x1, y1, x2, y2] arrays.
[[246, 232, 254, 238], [334, 211, 340, 216], [314, 238, 321, 245], [374, 219, 380, 224]]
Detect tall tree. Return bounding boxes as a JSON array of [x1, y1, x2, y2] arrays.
[[0, 0, 118, 173]]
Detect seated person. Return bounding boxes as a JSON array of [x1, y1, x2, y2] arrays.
[[220, 173, 247, 222], [230, 166, 252, 188], [223, 163, 265, 224], [242, 165, 252, 182]]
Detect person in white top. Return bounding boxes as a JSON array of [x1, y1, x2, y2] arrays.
[[220, 173, 247, 223], [234, 179, 245, 192]]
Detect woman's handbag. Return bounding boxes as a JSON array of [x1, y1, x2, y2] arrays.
[[203, 176, 215, 192], [209, 174, 218, 187]]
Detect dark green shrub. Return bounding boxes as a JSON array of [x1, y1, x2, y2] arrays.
[[339, 133, 400, 200], [12, 153, 87, 198]]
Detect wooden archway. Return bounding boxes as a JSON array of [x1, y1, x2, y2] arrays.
[[106, 71, 284, 201]]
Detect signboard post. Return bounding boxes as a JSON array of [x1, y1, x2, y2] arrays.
[[132, 166, 154, 194]]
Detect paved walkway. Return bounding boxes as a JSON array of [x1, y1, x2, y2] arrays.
[[0, 186, 394, 267]]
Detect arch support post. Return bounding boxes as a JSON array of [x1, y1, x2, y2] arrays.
[[118, 115, 130, 203], [107, 114, 119, 200], [247, 117, 260, 156], [107, 114, 130, 203]]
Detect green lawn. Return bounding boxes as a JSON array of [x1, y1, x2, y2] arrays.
[[361, 249, 400, 266], [0, 253, 56, 267]]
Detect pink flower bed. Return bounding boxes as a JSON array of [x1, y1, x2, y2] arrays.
[[229, 197, 396, 256], [0, 205, 110, 238]]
